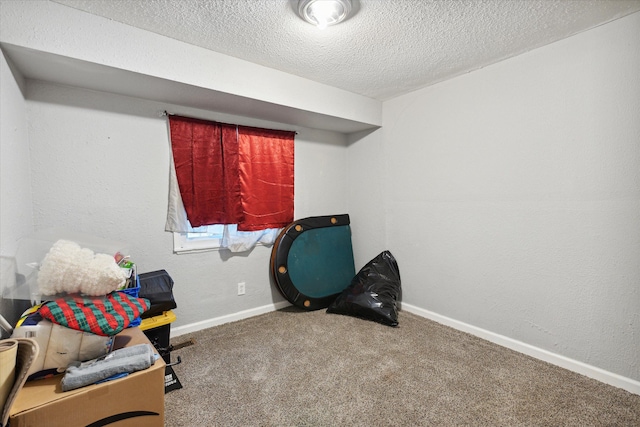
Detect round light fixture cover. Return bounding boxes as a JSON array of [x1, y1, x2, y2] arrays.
[[298, 0, 353, 29]]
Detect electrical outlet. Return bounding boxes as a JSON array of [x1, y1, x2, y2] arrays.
[[237, 282, 246, 296]]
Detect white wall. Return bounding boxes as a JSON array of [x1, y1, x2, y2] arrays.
[[25, 80, 348, 329], [0, 50, 33, 337], [346, 129, 387, 270], [0, 50, 32, 258], [349, 12, 639, 382]]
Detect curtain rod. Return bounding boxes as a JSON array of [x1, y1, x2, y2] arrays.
[[162, 111, 298, 135]]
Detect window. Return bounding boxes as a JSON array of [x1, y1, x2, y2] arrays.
[[173, 224, 282, 254], [165, 115, 295, 253], [173, 224, 224, 253]]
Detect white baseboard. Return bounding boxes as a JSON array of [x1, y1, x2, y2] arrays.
[[401, 303, 640, 396], [171, 300, 291, 337]]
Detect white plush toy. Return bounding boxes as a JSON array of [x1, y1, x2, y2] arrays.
[[37, 240, 127, 296]]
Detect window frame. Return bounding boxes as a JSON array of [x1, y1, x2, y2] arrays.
[[172, 224, 224, 254], [172, 224, 277, 253]]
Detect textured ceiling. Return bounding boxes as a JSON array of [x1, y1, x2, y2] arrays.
[[52, 0, 640, 101]]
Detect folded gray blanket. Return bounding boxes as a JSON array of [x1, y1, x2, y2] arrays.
[[61, 343, 156, 392]]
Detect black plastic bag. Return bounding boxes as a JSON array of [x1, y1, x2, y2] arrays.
[[138, 270, 177, 318], [327, 251, 401, 326]]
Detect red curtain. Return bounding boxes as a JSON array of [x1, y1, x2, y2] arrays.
[[238, 126, 295, 231], [169, 116, 294, 230]]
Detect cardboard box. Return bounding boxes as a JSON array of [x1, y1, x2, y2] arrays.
[[9, 327, 165, 426]]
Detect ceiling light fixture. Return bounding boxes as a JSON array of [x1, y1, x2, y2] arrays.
[[297, 0, 354, 30]]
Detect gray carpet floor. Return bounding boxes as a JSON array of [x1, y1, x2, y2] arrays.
[[164, 308, 639, 426]]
